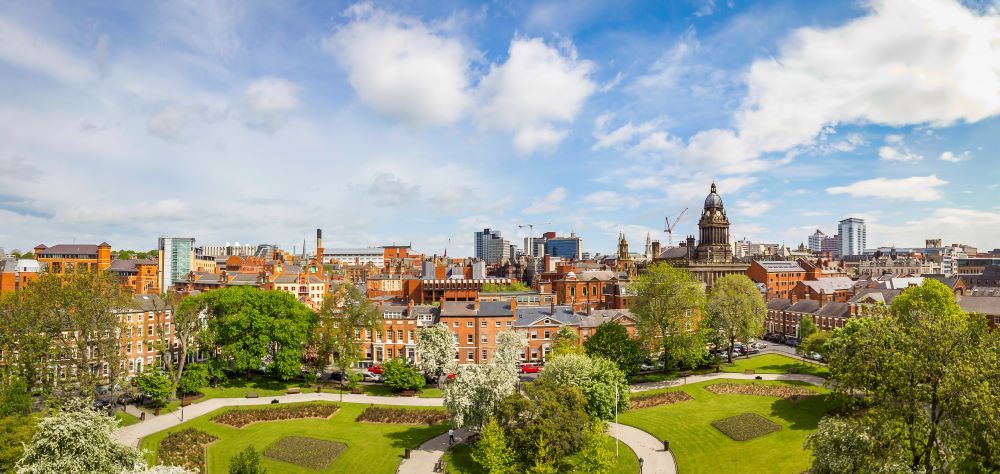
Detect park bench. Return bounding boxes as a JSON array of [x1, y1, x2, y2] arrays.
[[287, 387, 301, 394], [744, 369, 756, 375], [246, 393, 258, 398]]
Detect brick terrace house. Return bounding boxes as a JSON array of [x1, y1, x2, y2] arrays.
[[121, 294, 179, 377], [109, 258, 159, 294], [360, 301, 438, 367], [439, 300, 516, 365], [34, 242, 112, 273], [747, 260, 806, 300]]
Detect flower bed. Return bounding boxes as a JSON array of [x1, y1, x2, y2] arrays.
[[710, 413, 780, 441], [356, 406, 449, 425], [212, 403, 339, 428], [704, 383, 815, 400], [158, 428, 218, 473], [629, 390, 693, 409], [264, 435, 347, 470]]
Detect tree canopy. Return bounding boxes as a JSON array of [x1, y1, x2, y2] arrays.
[[705, 274, 765, 363], [541, 354, 628, 421], [631, 263, 707, 371], [417, 323, 456, 382], [382, 358, 425, 392], [583, 321, 645, 376], [311, 283, 380, 382], [550, 326, 584, 358]]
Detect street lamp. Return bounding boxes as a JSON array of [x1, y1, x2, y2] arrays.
[[614, 385, 619, 458]]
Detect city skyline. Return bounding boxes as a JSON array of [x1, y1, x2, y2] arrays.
[[1, 0, 998, 256]]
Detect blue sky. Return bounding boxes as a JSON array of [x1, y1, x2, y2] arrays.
[[0, 0, 998, 257]]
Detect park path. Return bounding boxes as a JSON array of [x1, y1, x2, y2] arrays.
[[609, 423, 677, 474], [114, 391, 440, 447], [396, 428, 470, 473]]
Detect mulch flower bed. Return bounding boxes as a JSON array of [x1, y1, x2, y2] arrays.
[[356, 406, 449, 425], [704, 383, 816, 400], [264, 436, 347, 470], [629, 390, 693, 409], [212, 403, 340, 428], [159, 428, 218, 473], [711, 413, 781, 441]]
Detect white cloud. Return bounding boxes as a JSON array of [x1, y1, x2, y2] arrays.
[[0, 16, 96, 83], [878, 145, 923, 162], [368, 172, 420, 207], [872, 207, 1000, 249], [242, 76, 300, 132], [159, 0, 245, 58], [592, 114, 658, 151], [582, 191, 640, 211], [734, 200, 773, 217], [939, 150, 971, 162], [523, 187, 567, 214], [146, 105, 193, 141], [826, 175, 948, 201], [477, 37, 597, 153], [324, 5, 472, 126]]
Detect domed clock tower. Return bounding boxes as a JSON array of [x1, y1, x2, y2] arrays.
[[695, 182, 733, 263]]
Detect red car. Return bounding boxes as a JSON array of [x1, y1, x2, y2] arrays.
[[368, 365, 383, 375], [520, 364, 540, 374]]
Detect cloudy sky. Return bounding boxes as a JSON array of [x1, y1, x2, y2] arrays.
[[1, 0, 998, 257]]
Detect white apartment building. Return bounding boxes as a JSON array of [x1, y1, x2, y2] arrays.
[[838, 218, 867, 256]]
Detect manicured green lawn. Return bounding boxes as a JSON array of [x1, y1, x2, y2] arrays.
[[719, 353, 829, 378], [620, 379, 834, 474], [444, 435, 638, 473], [140, 401, 449, 474], [115, 411, 140, 427]]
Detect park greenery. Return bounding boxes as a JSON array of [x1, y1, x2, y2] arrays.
[[135, 370, 174, 406], [540, 354, 629, 421], [705, 275, 766, 363], [549, 325, 584, 358], [310, 283, 381, 387], [583, 321, 645, 376], [480, 281, 531, 293], [815, 279, 1000, 472], [228, 446, 264, 474], [416, 323, 456, 383], [631, 262, 707, 371], [381, 358, 425, 392], [444, 331, 525, 429]]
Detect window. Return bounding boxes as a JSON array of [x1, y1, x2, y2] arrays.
[[165, 323, 171, 334], [408, 330, 414, 341], [147, 325, 154, 336], [480, 321, 487, 328], [481, 335, 487, 343], [544, 330, 551, 339], [481, 350, 488, 361], [530, 331, 537, 339], [453, 322, 459, 327], [467, 351, 474, 361], [506, 321, 512, 327], [495, 321, 501, 327], [466, 322, 473, 328], [148, 313, 154, 321], [397, 330, 403, 341], [467, 334, 473, 344], [454, 352, 460, 360]]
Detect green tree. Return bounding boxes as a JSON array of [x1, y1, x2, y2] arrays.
[[576, 421, 614, 474], [496, 378, 592, 466], [631, 263, 707, 371], [821, 279, 1000, 471], [805, 417, 908, 474], [481, 282, 531, 293], [416, 323, 456, 383], [135, 370, 174, 405], [550, 326, 583, 358], [0, 414, 37, 472], [228, 446, 265, 474], [198, 286, 315, 380], [313, 283, 380, 387], [16, 398, 147, 473], [797, 316, 818, 344], [540, 354, 628, 421], [583, 321, 645, 376], [705, 274, 766, 363], [800, 330, 831, 361], [382, 358, 425, 392], [471, 418, 517, 474], [177, 362, 209, 396], [0, 377, 30, 418]]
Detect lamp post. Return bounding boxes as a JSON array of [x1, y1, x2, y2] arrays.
[[614, 385, 619, 458]]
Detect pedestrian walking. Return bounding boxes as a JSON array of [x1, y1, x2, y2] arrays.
[[448, 428, 454, 446]]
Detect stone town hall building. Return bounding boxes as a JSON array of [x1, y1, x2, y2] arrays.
[[655, 182, 749, 287]]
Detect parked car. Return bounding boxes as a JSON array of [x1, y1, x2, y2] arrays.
[[520, 364, 541, 374], [785, 337, 800, 347], [93, 399, 111, 410], [747, 348, 761, 355], [367, 365, 383, 375], [639, 363, 657, 371], [362, 372, 383, 382], [803, 351, 824, 361], [750, 342, 768, 349]]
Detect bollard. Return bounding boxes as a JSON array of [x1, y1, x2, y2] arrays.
[[404, 448, 411, 459], [662, 439, 669, 451]]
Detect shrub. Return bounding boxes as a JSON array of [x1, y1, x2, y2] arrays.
[[178, 363, 210, 396], [704, 382, 816, 400], [382, 358, 426, 392], [159, 428, 218, 473], [263, 436, 346, 470], [356, 407, 449, 425], [710, 413, 780, 441], [629, 390, 693, 409], [212, 403, 339, 428], [228, 446, 264, 474]]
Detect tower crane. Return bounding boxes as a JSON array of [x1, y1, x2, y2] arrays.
[[518, 222, 551, 256], [664, 208, 688, 247]]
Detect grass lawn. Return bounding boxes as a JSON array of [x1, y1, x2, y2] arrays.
[[719, 353, 829, 378], [139, 401, 449, 474], [619, 379, 834, 474], [444, 435, 638, 473], [116, 410, 140, 427]]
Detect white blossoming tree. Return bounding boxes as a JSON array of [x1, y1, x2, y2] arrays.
[[416, 323, 456, 383], [444, 330, 526, 430], [541, 354, 629, 421], [16, 398, 186, 474]]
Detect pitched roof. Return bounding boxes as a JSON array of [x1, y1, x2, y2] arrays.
[[754, 261, 805, 272], [766, 298, 792, 310], [515, 306, 578, 327], [800, 277, 854, 293], [108, 258, 156, 272], [787, 300, 821, 313], [578, 309, 633, 328], [815, 302, 850, 317], [440, 301, 512, 317], [37, 244, 100, 256], [848, 288, 903, 305], [957, 296, 1000, 315], [656, 246, 689, 260]]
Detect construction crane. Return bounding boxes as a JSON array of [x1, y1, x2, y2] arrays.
[[518, 222, 551, 256], [664, 208, 688, 247]]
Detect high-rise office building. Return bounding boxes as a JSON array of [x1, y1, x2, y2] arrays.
[[474, 228, 502, 261], [838, 218, 866, 256], [808, 229, 827, 252], [544, 233, 582, 260], [524, 237, 546, 257], [158, 237, 195, 291]]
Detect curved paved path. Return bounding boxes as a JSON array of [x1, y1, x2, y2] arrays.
[[631, 372, 827, 393], [609, 423, 677, 474]]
